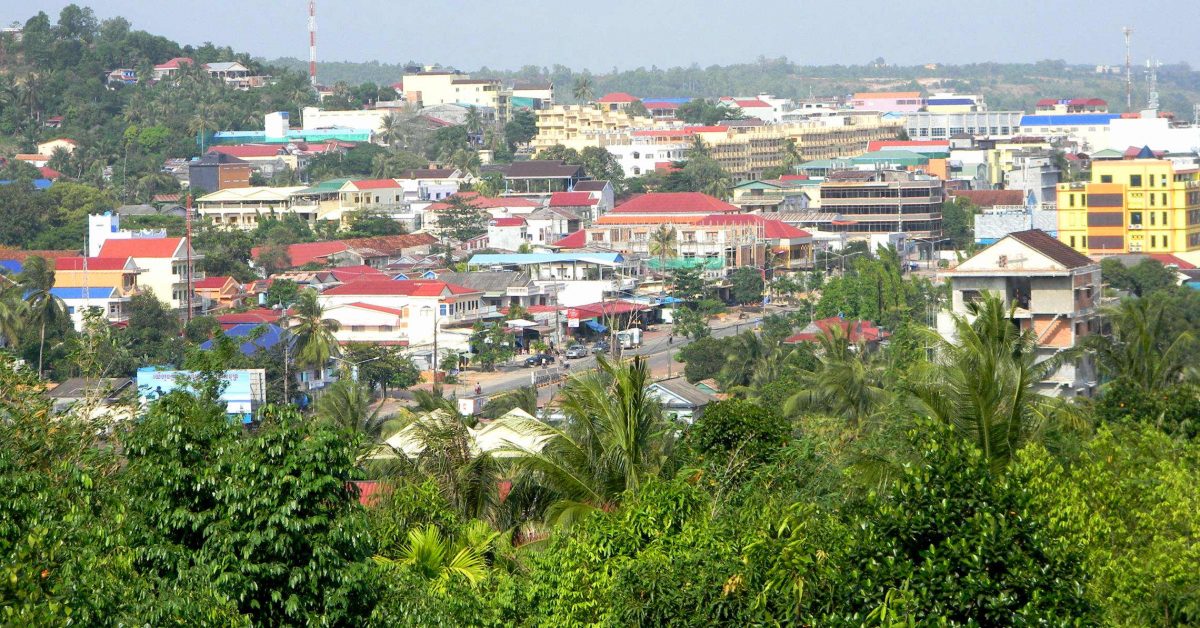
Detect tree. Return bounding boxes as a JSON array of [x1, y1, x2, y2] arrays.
[[255, 242, 292, 276], [941, 196, 978, 249], [676, 99, 743, 126], [502, 356, 674, 526], [120, 290, 183, 367], [1101, 257, 1178, 297], [464, 106, 483, 136], [571, 76, 594, 103], [289, 289, 340, 371], [577, 146, 624, 185], [730, 266, 764, 305], [625, 99, 650, 118], [668, 264, 706, 302], [18, 256, 68, 375], [436, 195, 488, 243], [0, 282, 28, 348], [469, 322, 515, 372], [375, 524, 490, 593], [1088, 296, 1195, 394], [783, 327, 890, 428], [343, 343, 421, 398], [503, 109, 538, 148], [688, 399, 790, 469], [315, 377, 390, 444], [648, 225, 677, 270], [264, 277, 300, 308], [909, 293, 1079, 468]]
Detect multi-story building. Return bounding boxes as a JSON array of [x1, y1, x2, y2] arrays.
[[318, 279, 489, 355], [925, 93, 985, 114], [905, 111, 1025, 140], [850, 91, 925, 113], [1017, 113, 1122, 152], [188, 152, 252, 193], [1004, 153, 1061, 206], [402, 70, 510, 122], [51, 256, 142, 329], [195, 186, 310, 229], [511, 81, 555, 110], [1056, 156, 1200, 255], [818, 170, 944, 240], [87, 213, 167, 257], [938, 229, 1101, 397], [96, 237, 203, 315], [533, 104, 654, 152], [466, 252, 639, 307], [1035, 98, 1108, 114]]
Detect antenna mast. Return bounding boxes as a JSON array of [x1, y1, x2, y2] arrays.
[[308, 1, 318, 88], [1122, 26, 1134, 112], [1146, 58, 1160, 112]]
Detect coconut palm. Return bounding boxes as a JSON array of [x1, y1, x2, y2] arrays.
[[501, 356, 673, 527], [571, 76, 594, 103], [374, 524, 490, 592], [464, 105, 483, 137], [19, 256, 67, 375], [0, 283, 28, 348], [380, 111, 406, 147], [784, 327, 890, 428], [908, 292, 1079, 469], [315, 377, 391, 441], [648, 225, 677, 272], [1087, 297, 1195, 393], [288, 289, 340, 371], [717, 331, 769, 389], [406, 412, 502, 522]]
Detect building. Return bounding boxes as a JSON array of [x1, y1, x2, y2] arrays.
[[401, 70, 510, 122], [485, 160, 587, 196], [96, 237, 203, 314], [188, 152, 252, 192], [647, 378, 715, 423], [300, 106, 391, 136], [850, 91, 925, 113], [604, 141, 690, 178], [487, 217, 530, 251], [938, 229, 1101, 397], [250, 234, 437, 270], [195, 186, 309, 229], [526, 206, 584, 246], [570, 180, 615, 216], [511, 81, 554, 110], [36, 138, 77, 157], [784, 317, 891, 351], [51, 256, 141, 327], [318, 279, 489, 353], [1018, 113, 1122, 152], [86, 213, 167, 257], [1056, 155, 1200, 255], [152, 57, 193, 80], [1003, 153, 1060, 206], [924, 94, 985, 114], [1035, 98, 1108, 114], [595, 92, 638, 112], [466, 252, 638, 307], [905, 111, 1025, 140], [1106, 114, 1200, 154], [193, 276, 245, 311], [52, 286, 132, 331], [817, 170, 944, 240], [533, 105, 655, 152], [137, 367, 267, 423], [436, 270, 559, 311]]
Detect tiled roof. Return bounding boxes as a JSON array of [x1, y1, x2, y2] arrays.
[[867, 140, 950, 152], [322, 279, 480, 297], [552, 230, 586, 248], [97, 237, 183, 259], [1148, 253, 1196, 270], [595, 214, 707, 225], [499, 160, 585, 178], [612, 192, 740, 214], [763, 220, 811, 239], [209, 145, 287, 158], [217, 309, 288, 326], [596, 92, 637, 103], [571, 300, 650, 318], [948, 189, 1024, 208], [785, 318, 890, 344], [549, 191, 598, 207], [37, 166, 62, 179], [51, 286, 119, 300], [426, 192, 539, 211], [1007, 229, 1095, 270], [154, 57, 193, 69], [340, 233, 437, 254], [53, 257, 131, 271], [348, 178, 401, 190], [329, 265, 387, 283], [250, 241, 347, 267], [572, 180, 609, 192], [726, 98, 770, 108], [490, 217, 526, 227], [0, 249, 80, 262], [344, 302, 407, 316], [193, 276, 237, 289]]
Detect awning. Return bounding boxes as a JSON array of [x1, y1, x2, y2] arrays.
[[506, 319, 537, 327], [585, 320, 608, 333]]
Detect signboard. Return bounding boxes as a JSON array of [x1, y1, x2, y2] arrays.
[[136, 367, 266, 418], [566, 308, 580, 328]]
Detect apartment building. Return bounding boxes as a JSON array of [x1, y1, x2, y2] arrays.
[[402, 71, 510, 122], [533, 104, 654, 152], [1056, 155, 1200, 255], [319, 280, 488, 353], [96, 237, 203, 314], [938, 229, 1101, 397], [818, 170, 945, 239], [905, 111, 1025, 140], [195, 186, 310, 229]]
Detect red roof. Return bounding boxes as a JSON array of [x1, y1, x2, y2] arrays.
[[217, 308, 288, 326], [37, 166, 62, 179], [350, 480, 390, 507], [154, 56, 193, 70], [323, 279, 480, 297], [345, 302, 408, 316], [642, 101, 682, 110], [330, 265, 386, 282], [427, 192, 539, 211], [612, 192, 740, 215], [251, 241, 348, 267], [500, 304, 565, 315], [53, 257, 131, 271], [867, 140, 950, 152], [209, 145, 286, 158], [97, 237, 183, 259], [549, 191, 598, 207], [0, 249, 80, 262], [785, 317, 890, 345], [726, 98, 770, 108], [764, 220, 811, 239], [779, 174, 810, 181], [348, 178, 401, 190], [572, 300, 650, 318], [490, 217, 526, 227], [948, 189, 1024, 208], [193, 276, 237, 289], [1148, 254, 1196, 270], [597, 92, 637, 103], [693, 214, 811, 239], [553, 230, 586, 248]]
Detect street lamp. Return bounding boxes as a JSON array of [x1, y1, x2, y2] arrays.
[[330, 355, 380, 383], [276, 301, 298, 405]]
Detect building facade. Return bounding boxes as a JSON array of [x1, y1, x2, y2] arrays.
[[818, 170, 945, 239]]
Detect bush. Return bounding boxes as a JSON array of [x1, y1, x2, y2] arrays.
[[687, 399, 790, 467]]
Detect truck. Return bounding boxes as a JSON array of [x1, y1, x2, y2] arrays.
[[615, 328, 642, 349]]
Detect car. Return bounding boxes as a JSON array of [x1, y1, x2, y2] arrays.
[[564, 344, 588, 359], [591, 340, 611, 354], [524, 353, 556, 367]]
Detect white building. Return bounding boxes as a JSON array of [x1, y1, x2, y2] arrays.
[[905, 111, 1025, 140], [1017, 113, 1122, 152], [466, 252, 639, 308], [605, 142, 690, 178], [487, 217, 530, 251], [1106, 114, 1200, 154], [96, 237, 203, 314], [318, 279, 489, 355], [195, 186, 310, 230], [301, 106, 388, 135], [87, 213, 167, 257]]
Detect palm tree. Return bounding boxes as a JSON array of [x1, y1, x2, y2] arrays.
[[1087, 297, 1195, 393], [289, 289, 340, 371], [380, 112, 406, 147], [689, 134, 710, 158], [407, 412, 501, 522], [315, 377, 391, 441], [571, 76, 594, 103], [648, 225, 677, 273], [908, 292, 1078, 469], [0, 283, 28, 349], [464, 105, 483, 137], [784, 327, 890, 428], [780, 137, 802, 172], [501, 356, 673, 526], [374, 524, 491, 592], [19, 257, 67, 375], [718, 331, 768, 389]]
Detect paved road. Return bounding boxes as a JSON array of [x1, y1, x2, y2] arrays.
[[451, 314, 765, 404]]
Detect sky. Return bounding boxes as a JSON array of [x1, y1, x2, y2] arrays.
[[6, 1, 1199, 71]]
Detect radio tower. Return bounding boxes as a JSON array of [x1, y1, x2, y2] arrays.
[[308, 1, 318, 88], [1123, 26, 1134, 112]]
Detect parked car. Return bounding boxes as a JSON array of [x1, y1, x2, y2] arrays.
[[524, 353, 556, 367], [564, 344, 588, 359], [591, 340, 610, 354]]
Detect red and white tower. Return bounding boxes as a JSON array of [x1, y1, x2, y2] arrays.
[[308, 0, 318, 87]]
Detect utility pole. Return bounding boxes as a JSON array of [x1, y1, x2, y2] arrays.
[[185, 192, 193, 324], [1123, 26, 1134, 113]]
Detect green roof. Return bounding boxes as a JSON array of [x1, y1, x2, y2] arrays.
[[850, 150, 929, 166], [645, 257, 724, 270], [297, 178, 351, 194], [798, 159, 850, 170], [1090, 148, 1124, 159], [733, 180, 784, 190]]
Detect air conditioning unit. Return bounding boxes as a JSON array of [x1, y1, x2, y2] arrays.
[[1129, 224, 1143, 229]]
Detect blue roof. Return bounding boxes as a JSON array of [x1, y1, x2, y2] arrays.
[[1019, 113, 1121, 127], [643, 97, 692, 104], [50, 287, 119, 300], [468, 252, 625, 266], [200, 323, 286, 356], [0, 260, 22, 274], [927, 98, 975, 105], [0, 179, 54, 190]]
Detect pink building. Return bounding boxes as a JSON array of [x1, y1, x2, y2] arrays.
[[850, 91, 925, 113]]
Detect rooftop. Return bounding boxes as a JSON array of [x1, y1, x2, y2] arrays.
[[97, 237, 185, 259], [322, 279, 480, 297], [611, 192, 740, 215], [1007, 229, 1094, 269]]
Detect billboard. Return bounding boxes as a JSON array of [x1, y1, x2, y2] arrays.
[[136, 367, 266, 423]]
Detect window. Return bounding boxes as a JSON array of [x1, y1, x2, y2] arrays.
[[1150, 174, 1156, 186], [439, 304, 448, 316], [1130, 211, 1142, 225], [1130, 174, 1142, 187], [1150, 194, 1156, 207], [1068, 194, 1075, 208], [1163, 235, 1169, 248], [1100, 175, 1113, 183], [1162, 193, 1168, 206], [1070, 236, 1077, 247], [351, 325, 365, 332], [1150, 212, 1155, 225]]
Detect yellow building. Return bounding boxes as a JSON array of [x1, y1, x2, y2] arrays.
[[402, 71, 509, 121], [1057, 159, 1200, 255], [533, 105, 654, 151]]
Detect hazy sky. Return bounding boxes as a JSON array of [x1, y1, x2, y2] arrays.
[[6, 1, 1199, 71]]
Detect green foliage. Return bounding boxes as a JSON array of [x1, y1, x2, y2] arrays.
[[120, 290, 183, 368], [687, 399, 790, 468], [676, 98, 743, 125], [469, 322, 516, 371], [729, 266, 764, 304], [677, 335, 730, 382], [941, 196, 978, 249], [504, 109, 538, 148], [343, 343, 422, 396], [1101, 257, 1179, 297], [436, 195, 488, 242]]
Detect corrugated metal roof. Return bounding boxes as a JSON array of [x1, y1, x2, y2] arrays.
[[1019, 114, 1121, 126]]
